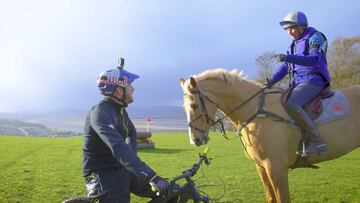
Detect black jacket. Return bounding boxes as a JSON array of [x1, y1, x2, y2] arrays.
[[82, 98, 155, 181]]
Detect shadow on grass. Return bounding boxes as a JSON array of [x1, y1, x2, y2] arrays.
[[138, 148, 190, 154]]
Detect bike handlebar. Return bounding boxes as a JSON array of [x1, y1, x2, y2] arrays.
[[172, 147, 210, 182], [151, 147, 211, 192]]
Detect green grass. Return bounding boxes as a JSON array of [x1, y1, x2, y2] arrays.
[[0, 133, 360, 203]]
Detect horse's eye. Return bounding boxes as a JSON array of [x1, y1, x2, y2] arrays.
[[190, 103, 198, 110], [183, 94, 195, 102], [189, 95, 195, 101]]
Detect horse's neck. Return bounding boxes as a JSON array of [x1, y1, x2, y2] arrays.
[[199, 79, 261, 123]]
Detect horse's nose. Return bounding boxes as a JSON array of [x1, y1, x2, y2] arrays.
[[194, 138, 201, 146], [203, 135, 210, 144]]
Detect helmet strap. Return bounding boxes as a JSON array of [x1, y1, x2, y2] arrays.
[[120, 86, 127, 103], [111, 86, 128, 107], [297, 26, 307, 39]]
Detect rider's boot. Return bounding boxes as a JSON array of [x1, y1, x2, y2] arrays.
[[286, 104, 327, 156]]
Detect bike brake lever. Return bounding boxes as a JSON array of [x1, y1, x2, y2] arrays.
[[204, 157, 211, 165]]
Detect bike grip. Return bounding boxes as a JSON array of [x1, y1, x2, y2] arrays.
[[203, 147, 209, 155], [150, 182, 157, 191], [150, 182, 160, 196]]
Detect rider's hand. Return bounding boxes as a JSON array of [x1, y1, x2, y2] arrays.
[[275, 54, 286, 62], [150, 175, 170, 196], [265, 78, 275, 89]]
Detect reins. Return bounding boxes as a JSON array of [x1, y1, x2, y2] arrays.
[[187, 85, 294, 162], [187, 86, 290, 140], [187, 86, 266, 140]]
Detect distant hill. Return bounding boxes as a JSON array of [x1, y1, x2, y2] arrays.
[[0, 118, 76, 137], [0, 106, 185, 120], [127, 106, 186, 119], [0, 106, 186, 134]]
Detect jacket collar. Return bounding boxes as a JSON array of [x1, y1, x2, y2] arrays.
[[297, 27, 316, 41]]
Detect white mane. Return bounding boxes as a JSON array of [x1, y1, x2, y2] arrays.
[[193, 68, 259, 86]]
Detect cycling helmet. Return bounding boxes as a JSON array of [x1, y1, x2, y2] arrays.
[[97, 68, 139, 96], [279, 11, 308, 29]]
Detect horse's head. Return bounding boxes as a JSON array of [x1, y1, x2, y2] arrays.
[[180, 77, 218, 146]]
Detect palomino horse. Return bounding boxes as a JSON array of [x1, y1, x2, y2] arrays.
[[180, 69, 360, 203]]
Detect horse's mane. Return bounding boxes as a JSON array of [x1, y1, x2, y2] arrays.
[[193, 68, 260, 87]]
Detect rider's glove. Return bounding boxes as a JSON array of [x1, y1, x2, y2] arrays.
[[149, 175, 170, 196], [265, 78, 275, 89], [275, 54, 286, 62]]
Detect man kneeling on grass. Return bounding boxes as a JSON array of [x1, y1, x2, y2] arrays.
[[82, 62, 169, 203]]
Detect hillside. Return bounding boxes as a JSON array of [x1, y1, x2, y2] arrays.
[[0, 106, 187, 133], [0, 118, 76, 137], [127, 106, 186, 119]]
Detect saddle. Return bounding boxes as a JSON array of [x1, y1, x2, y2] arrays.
[[281, 85, 334, 120]]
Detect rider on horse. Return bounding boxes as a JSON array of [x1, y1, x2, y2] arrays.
[[267, 11, 331, 156]]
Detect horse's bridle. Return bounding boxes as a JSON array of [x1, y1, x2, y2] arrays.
[[186, 84, 293, 164], [186, 89, 226, 136], [186, 86, 274, 139]]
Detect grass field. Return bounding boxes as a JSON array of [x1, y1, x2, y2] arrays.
[[0, 133, 360, 203]]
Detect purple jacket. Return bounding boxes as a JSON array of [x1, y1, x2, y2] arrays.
[[270, 27, 331, 87]]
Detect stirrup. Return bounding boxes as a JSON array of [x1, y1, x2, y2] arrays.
[[296, 143, 327, 157], [296, 142, 308, 157]]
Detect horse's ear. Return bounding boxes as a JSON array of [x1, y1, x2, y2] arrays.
[[180, 78, 185, 87], [189, 77, 197, 89]]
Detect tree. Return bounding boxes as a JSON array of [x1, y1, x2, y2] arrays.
[[327, 36, 360, 89]]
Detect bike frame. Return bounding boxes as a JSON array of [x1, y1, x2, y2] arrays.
[[149, 147, 211, 203]]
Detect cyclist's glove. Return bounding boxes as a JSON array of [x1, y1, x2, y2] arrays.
[[149, 175, 170, 197]]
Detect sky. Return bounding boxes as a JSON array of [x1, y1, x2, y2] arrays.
[[1, 0, 359, 112]]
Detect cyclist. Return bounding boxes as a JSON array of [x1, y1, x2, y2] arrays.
[[82, 65, 169, 203], [267, 11, 330, 156]]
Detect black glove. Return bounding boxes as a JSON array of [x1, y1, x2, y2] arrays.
[[265, 78, 275, 89], [275, 54, 286, 62], [150, 175, 170, 196]]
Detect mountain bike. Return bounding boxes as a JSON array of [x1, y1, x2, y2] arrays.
[[62, 147, 212, 203], [149, 147, 211, 203]]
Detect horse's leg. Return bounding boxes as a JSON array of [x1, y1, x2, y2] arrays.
[[263, 160, 290, 203], [255, 164, 276, 203]]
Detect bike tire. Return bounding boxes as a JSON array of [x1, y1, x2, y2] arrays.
[[62, 196, 93, 203]]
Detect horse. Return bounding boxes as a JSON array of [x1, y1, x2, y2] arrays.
[[180, 69, 360, 203]]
